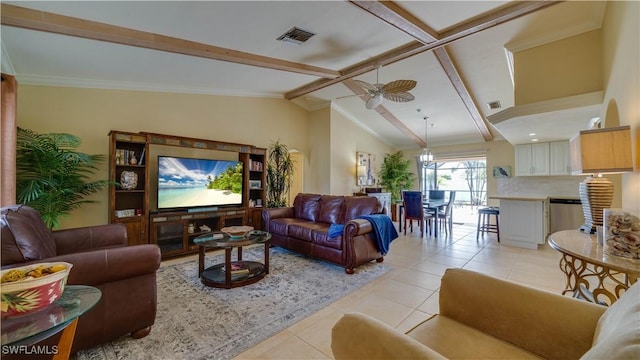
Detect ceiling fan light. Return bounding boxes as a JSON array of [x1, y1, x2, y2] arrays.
[[366, 94, 383, 109]]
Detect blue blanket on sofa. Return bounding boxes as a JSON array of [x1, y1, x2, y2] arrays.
[[356, 215, 398, 255]]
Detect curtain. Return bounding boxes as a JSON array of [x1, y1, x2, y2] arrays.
[[1, 73, 17, 206]]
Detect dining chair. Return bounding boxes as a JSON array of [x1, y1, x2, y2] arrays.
[[402, 191, 425, 236], [437, 191, 456, 236]]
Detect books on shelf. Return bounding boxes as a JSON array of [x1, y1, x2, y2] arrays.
[[222, 263, 250, 275], [249, 159, 263, 171], [115, 148, 145, 165]]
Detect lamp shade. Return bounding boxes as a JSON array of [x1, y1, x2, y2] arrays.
[[357, 165, 367, 177], [569, 125, 633, 233], [570, 125, 633, 175]]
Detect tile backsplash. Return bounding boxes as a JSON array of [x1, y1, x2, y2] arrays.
[[496, 176, 583, 198]]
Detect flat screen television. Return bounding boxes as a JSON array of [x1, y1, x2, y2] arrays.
[[157, 156, 244, 210]]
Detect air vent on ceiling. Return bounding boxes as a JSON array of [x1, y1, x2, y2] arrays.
[[277, 27, 316, 46], [487, 101, 502, 110]]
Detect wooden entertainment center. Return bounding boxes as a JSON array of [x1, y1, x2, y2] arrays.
[[108, 130, 266, 258]]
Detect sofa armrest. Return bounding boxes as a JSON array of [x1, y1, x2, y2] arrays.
[[53, 223, 128, 255], [45, 244, 161, 286], [439, 268, 606, 360], [332, 313, 447, 360], [261, 207, 294, 230], [345, 219, 373, 236]]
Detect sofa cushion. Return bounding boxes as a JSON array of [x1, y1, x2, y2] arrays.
[[343, 196, 380, 222], [288, 222, 327, 242], [293, 193, 322, 222], [581, 280, 640, 359], [1, 205, 57, 265], [408, 315, 542, 359], [268, 218, 304, 237], [318, 195, 345, 224], [312, 225, 342, 250]]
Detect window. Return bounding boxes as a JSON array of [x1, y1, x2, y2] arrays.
[[420, 159, 487, 207]]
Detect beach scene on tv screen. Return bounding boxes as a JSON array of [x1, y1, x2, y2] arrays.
[[158, 156, 243, 209]]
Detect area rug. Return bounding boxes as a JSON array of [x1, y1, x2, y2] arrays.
[[76, 246, 390, 360]]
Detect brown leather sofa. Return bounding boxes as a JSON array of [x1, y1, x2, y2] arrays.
[[262, 193, 386, 274], [1, 205, 161, 355]]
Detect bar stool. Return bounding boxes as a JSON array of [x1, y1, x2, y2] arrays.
[[477, 207, 500, 242]]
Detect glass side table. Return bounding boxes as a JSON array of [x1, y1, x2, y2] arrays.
[[1, 285, 102, 359]]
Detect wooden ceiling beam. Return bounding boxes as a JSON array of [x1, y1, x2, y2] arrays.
[[285, 1, 559, 99], [349, 1, 439, 43], [0, 4, 341, 79], [433, 47, 493, 141], [353, 1, 493, 142]]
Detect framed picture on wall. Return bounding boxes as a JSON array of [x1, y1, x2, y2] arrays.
[[492, 166, 511, 178], [356, 152, 377, 186]]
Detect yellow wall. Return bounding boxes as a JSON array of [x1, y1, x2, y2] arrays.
[[602, 0, 640, 210], [16, 86, 311, 228], [514, 30, 603, 105], [307, 107, 331, 195], [330, 108, 394, 196]]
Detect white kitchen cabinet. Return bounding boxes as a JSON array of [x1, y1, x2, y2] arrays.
[[499, 198, 547, 249], [515, 143, 550, 176], [549, 141, 572, 175]]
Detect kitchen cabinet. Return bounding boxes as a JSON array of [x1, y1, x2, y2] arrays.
[[515, 143, 550, 176], [549, 141, 571, 175], [497, 198, 547, 249]]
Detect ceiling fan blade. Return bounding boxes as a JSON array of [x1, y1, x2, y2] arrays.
[[354, 80, 378, 93], [382, 80, 417, 94], [383, 92, 415, 103], [365, 94, 384, 109], [335, 94, 360, 100]]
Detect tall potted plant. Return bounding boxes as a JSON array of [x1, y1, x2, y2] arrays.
[[265, 139, 294, 208], [15, 127, 110, 229], [378, 151, 414, 219]]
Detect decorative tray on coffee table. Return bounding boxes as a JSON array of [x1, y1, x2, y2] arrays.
[[220, 225, 254, 239]]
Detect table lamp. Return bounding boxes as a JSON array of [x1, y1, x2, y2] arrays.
[[357, 165, 367, 186], [570, 125, 633, 233]]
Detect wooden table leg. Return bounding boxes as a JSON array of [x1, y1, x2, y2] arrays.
[[264, 242, 270, 274], [225, 248, 232, 289], [53, 318, 78, 360], [198, 246, 205, 278]]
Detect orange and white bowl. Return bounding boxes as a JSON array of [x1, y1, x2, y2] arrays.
[[1, 262, 73, 318]]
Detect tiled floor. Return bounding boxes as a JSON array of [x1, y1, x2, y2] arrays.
[[231, 223, 568, 360]]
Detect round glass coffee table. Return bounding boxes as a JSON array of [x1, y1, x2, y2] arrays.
[[194, 230, 271, 289]]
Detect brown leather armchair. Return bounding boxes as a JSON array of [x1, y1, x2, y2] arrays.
[[1, 205, 161, 354]]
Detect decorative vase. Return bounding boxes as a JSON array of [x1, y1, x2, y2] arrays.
[[120, 171, 138, 190], [603, 209, 640, 259], [578, 175, 614, 234], [129, 155, 138, 165]]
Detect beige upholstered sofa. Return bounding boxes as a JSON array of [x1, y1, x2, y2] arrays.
[[332, 268, 639, 359]]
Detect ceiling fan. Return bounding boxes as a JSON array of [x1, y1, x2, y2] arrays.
[[341, 65, 417, 109]]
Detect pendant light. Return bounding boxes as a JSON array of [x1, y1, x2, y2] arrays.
[[420, 116, 433, 166]]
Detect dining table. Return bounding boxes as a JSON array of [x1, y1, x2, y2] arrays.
[[398, 200, 448, 237]]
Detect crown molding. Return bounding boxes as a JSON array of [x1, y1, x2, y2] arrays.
[[14, 74, 283, 98]]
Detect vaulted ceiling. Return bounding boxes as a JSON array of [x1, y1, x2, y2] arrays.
[[0, 1, 607, 149]]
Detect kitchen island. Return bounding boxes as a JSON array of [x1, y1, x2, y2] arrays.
[[489, 196, 548, 249]]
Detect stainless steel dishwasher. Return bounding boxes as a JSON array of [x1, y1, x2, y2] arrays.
[[549, 198, 584, 233]]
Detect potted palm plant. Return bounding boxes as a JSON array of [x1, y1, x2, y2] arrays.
[[15, 127, 110, 229], [265, 139, 294, 208], [378, 151, 415, 220]]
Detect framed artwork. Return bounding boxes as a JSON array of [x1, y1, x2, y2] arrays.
[[356, 152, 377, 186], [249, 180, 262, 189], [493, 166, 511, 178]]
